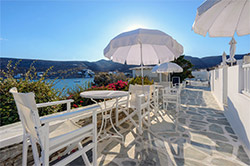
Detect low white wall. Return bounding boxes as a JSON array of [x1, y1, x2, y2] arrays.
[[210, 64, 250, 150], [211, 68, 224, 106], [225, 65, 250, 150]]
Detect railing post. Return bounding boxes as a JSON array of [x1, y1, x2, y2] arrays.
[[248, 68, 250, 93], [67, 102, 71, 112]]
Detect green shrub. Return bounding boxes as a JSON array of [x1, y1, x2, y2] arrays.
[[128, 76, 154, 86], [0, 61, 62, 126]]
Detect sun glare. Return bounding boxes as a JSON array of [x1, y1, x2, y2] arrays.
[[123, 24, 148, 32]]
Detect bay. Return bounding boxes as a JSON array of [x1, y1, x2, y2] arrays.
[[50, 78, 94, 92]]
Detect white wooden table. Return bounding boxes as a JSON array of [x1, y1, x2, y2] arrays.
[[80, 90, 128, 142]]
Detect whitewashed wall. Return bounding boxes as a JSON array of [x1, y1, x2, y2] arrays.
[[226, 65, 250, 150], [210, 64, 250, 150], [211, 68, 224, 106]]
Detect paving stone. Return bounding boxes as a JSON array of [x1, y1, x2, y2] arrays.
[[174, 138, 186, 144], [174, 157, 184, 165], [229, 135, 237, 139], [190, 121, 207, 126], [184, 146, 208, 160], [188, 107, 197, 111], [211, 158, 240, 166], [190, 119, 208, 124], [237, 145, 250, 165], [189, 125, 204, 130], [150, 121, 175, 132], [178, 118, 186, 124], [109, 127, 121, 133], [217, 117, 227, 121], [190, 115, 204, 120], [225, 126, 235, 134], [215, 141, 233, 154], [206, 118, 230, 126], [182, 134, 189, 138], [177, 126, 185, 132], [122, 160, 137, 166], [192, 135, 214, 145], [197, 110, 207, 115], [185, 159, 208, 166], [121, 122, 130, 129], [209, 113, 225, 118], [193, 131, 229, 142], [186, 111, 200, 116], [209, 124, 224, 134], [191, 141, 212, 151], [106, 162, 119, 166], [159, 133, 180, 139]]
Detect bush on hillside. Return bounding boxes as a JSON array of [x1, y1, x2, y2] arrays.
[[0, 61, 62, 126]]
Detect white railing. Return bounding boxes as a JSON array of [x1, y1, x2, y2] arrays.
[[242, 63, 250, 97]]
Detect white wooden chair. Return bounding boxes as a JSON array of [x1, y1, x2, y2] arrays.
[[10, 87, 98, 166], [162, 85, 181, 113], [116, 84, 151, 134]]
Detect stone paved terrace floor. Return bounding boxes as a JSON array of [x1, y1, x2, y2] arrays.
[[70, 86, 250, 166]]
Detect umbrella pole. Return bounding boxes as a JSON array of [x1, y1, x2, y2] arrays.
[[141, 64, 144, 85], [140, 42, 144, 86]]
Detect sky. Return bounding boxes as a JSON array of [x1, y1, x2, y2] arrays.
[[0, 0, 249, 62]]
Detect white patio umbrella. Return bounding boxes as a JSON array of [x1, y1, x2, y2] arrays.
[[192, 0, 250, 37], [226, 37, 237, 65], [152, 62, 183, 82], [192, 0, 249, 66], [104, 28, 183, 84]]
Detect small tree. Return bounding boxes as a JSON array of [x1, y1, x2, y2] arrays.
[[171, 55, 193, 82]]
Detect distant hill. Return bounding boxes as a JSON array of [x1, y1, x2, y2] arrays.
[[184, 54, 246, 69], [0, 54, 248, 74]]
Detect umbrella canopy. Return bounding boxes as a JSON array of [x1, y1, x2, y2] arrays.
[[104, 28, 183, 65], [226, 37, 237, 65], [152, 62, 183, 73], [152, 62, 183, 83], [192, 0, 250, 37]]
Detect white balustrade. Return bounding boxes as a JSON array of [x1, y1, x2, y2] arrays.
[[242, 63, 250, 96]]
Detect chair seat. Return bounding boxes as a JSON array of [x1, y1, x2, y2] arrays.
[[49, 120, 81, 139]]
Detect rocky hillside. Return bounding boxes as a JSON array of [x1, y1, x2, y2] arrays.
[[0, 54, 247, 74]]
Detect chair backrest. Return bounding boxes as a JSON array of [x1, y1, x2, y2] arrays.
[[129, 84, 150, 106], [10, 87, 41, 139]]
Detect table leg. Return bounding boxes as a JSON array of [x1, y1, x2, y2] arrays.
[[91, 98, 124, 142]]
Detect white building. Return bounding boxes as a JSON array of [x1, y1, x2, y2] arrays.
[[129, 66, 169, 82], [192, 69, 209, 81], [210, 55, 250, 151]]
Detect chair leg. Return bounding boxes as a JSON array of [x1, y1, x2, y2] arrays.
[[78, 143, 91, 166], [138, 110, 143, 135], [22, 135, 28, 166], [93, 110, 97, 166], [30, 137, 41, 166]]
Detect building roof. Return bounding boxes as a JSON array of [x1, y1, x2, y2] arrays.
[[129, 66, 155, 70]]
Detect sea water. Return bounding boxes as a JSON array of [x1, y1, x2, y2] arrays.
[[50, 78, 94, 92]]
